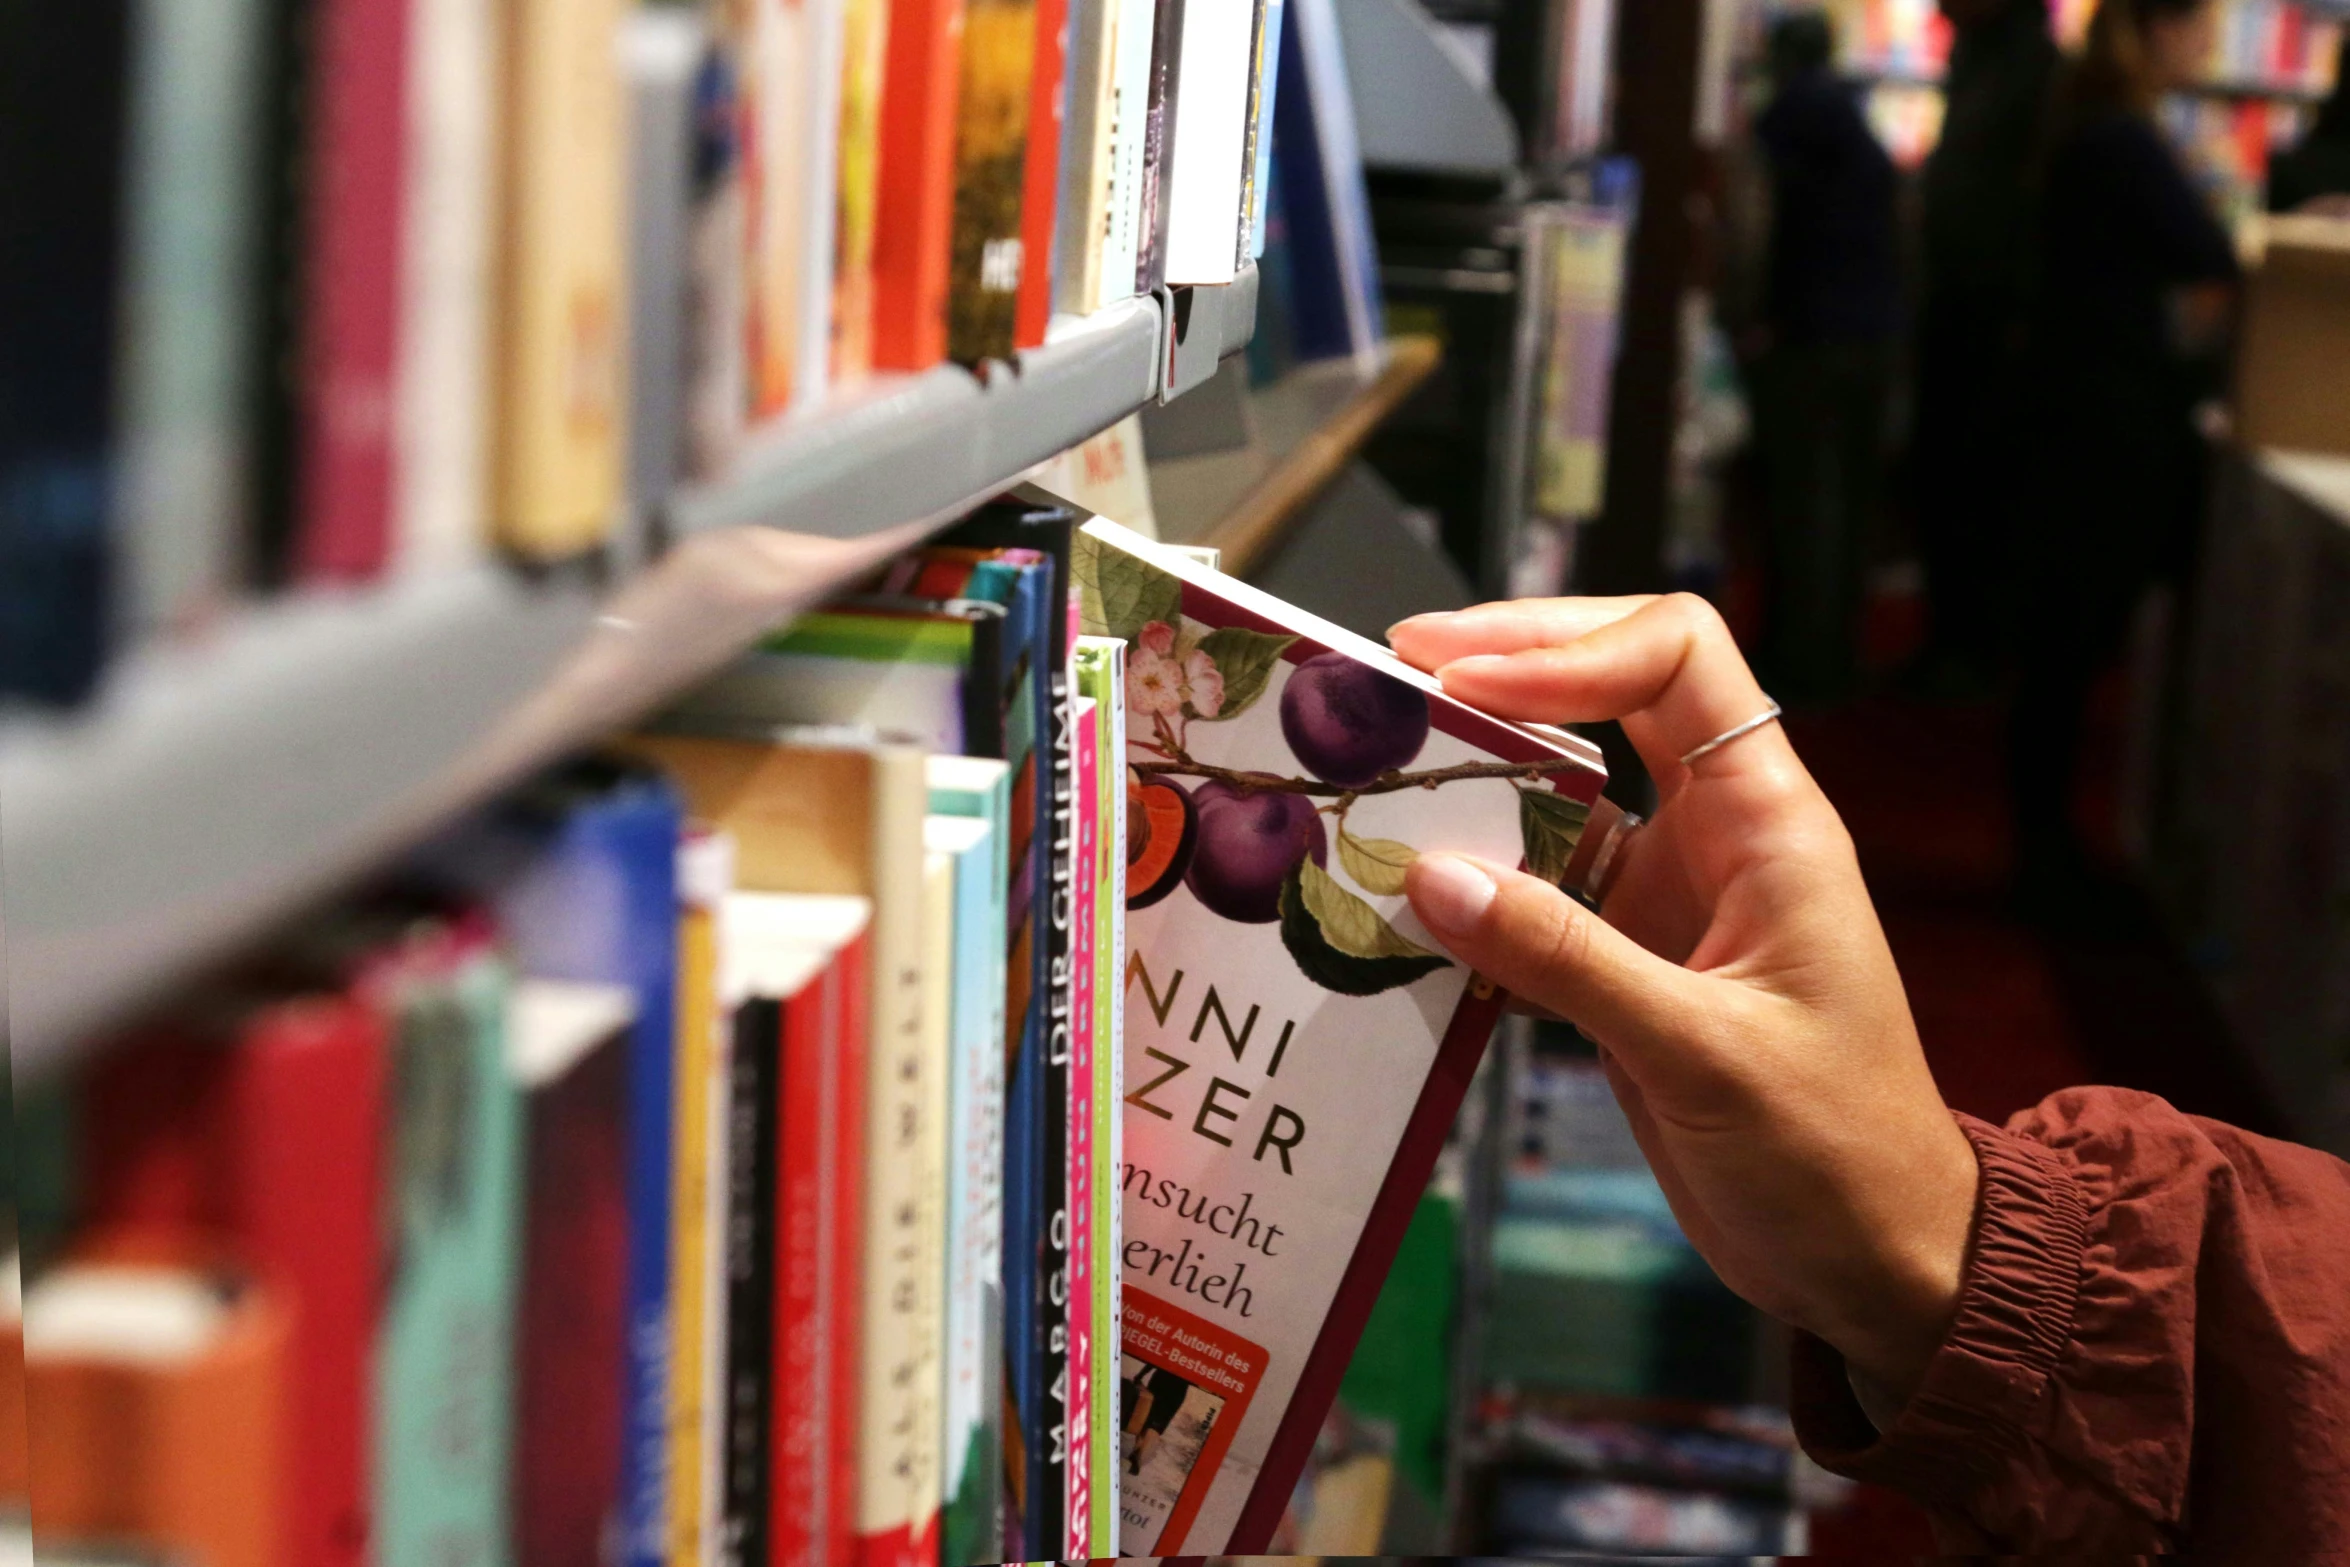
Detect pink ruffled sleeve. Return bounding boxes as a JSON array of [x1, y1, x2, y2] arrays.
[[1788, 1087, 2350, 1555]]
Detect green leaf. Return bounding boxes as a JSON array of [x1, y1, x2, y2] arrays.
[[1300, 858, 1445, 961], [1337, 830, 1417, 897], [1518, 787, 1593, 885], [1189, 626, 1296, 721], [1074, 528, 1182, 642], [1278, 864, 1453, 997]]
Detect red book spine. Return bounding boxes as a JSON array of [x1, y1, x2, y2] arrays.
[[767, 936, 870, 1567], [1012, 0, 1068, 348], [225, 997, 389, 1567], [294, 0, 410, 581], [872, 0, 968, 369], [828, 935, 870, 1567]]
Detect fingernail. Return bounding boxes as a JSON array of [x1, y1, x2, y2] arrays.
[[1412, 854, 1497, 936], [1440, 654, 1511, 676], [1385, 612, 1446, 638]]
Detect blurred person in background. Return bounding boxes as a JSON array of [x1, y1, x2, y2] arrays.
[[2267, 38, 2350, 213], [2009, 0, 2236, 913], [1747, 9, 1902, 705], [1908, 0, 2061, 696]]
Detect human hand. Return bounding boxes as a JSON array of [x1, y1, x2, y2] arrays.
[[1389, 595, 1979, 1408]]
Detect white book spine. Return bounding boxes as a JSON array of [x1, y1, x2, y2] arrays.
[[391, 0, 498, 580], [793, 0, 848, 408], [1161, 0, 1253, 286], [1101, 0, 1158, 301]]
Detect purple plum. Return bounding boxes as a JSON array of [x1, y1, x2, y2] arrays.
[[1184, 778, 1329, 923], [1279, 653, 1431, 788]]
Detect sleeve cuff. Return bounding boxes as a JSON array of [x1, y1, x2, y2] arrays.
[[1790, 1111, 2090, 1509]]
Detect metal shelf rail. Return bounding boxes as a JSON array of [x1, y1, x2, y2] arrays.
[[1, 274, 1257, 1072]]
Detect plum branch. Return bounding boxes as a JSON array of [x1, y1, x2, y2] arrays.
[[1131, 756, 1569, 798]]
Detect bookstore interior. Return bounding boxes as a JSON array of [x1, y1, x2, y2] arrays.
[[6, 0, 2350, 1555]]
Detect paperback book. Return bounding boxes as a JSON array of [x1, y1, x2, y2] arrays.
[[1071, 520, 1607, 1553]]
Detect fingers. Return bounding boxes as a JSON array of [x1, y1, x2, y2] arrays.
[[1402, 595, 1787, 792], [1389, 597, 1656, 668], [1408, 851, 1725, 1104]]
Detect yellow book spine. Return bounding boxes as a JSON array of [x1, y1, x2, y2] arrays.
[[666, 832, 731, 1567], [495, 0, 629, 558]]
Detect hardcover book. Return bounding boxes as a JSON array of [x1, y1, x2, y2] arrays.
[[1012, 0, 1070, 347], [1161, 0, 1250, 285], [1070, 520, 1608, 1553], [945, 0, 1039, 363], [872, 0, 967, 369]]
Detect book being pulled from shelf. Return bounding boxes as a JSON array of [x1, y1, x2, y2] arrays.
[[1071, 519, 1608, 1551]]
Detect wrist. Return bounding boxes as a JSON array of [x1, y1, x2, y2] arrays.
[[1817, 1116, 1982, 1408]]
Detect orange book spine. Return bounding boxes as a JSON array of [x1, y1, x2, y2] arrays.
[[1012, 0, 1068, 348], [871, 0, 967, 369]]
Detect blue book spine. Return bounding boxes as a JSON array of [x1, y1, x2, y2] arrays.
[[1248, 0, 1286, 259], [1270, 2, 1354, 363]]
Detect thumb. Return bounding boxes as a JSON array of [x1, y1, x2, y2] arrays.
[[1407, 851, 1718, 1085]]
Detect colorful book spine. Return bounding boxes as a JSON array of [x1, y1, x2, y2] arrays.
[[1242, 0, 1284, 261], [831, 0, 889, 381], [294, 0, 412, 581], [871, 0, 967, 369], [745, 0, 819, 413], [1063, 696, 1100, 1555], [1074, 634, 1128, 1554], [668, 831, 733, 1567], [924, 759, 1013, 1567], [492, 0, 631, 560], [945, 0, 1040, 363], [1013, 0, 1071, 347], [1051, 0, 1120, 317], [374, 939, 523, 1567]]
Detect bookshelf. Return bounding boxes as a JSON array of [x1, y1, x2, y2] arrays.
[[1151, 335, 1445, 576], [0, 278, 1256, 1075]]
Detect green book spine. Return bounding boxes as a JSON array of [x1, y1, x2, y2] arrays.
[[375, 948, 524, 1567], [1075, 637, 1127, 1553]]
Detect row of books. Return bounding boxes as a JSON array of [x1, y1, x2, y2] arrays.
[[10, 505, 1613, 1567], [0, 0, 1383, 709]]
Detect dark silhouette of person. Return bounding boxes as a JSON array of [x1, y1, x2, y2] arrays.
[[1909, 0, 2061, 693], [1748, 10, 1903, 705], [2010, 0, 2237, 910], [2267, 37, 2350, 213]]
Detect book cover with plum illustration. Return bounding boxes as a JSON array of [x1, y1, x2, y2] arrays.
[[1073, 520, 1607, 1554]]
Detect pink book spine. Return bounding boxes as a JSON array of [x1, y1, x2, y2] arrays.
[[1065, 698, 1099, 1555], [295, 0, 410, 581]]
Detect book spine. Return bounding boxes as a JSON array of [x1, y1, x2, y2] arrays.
[[228, 998, 388, 1567], [1236, 0, 1280, 266], [619, 790, 688, 1567], [294, 0, 411, 582], [826, 934, 871, 1567], [944, 0, 1039, 363], [1133, 0, 1186, 295], [668, 834, 728, 1567], [1162, 0, 1250, 285], [1080, 640, 1128, 1554], [375, 952, 523, 1567], [1035, 587, 1075, 1555], [1063, 698, 1099, 1556], [855, 751, 943, 1567], [940, 816, 1009, 1567], [1049, 0, 1116, 318], [391, 0, 499, 580], [1012, 0, 1070, 347], [492, 0, 630, 560], [685, 45, 748, 480], [116, 0, 271, 626], [622, 10, 704, 555], [769, 974, 828, 1567], [830, 0, 888, 383], [1097, 0, 1157, 309], [745, 0, 810, 413], [797, 0, 846, 408], [870, 0, 965, 370], [717, 1000, 780, 1567]]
